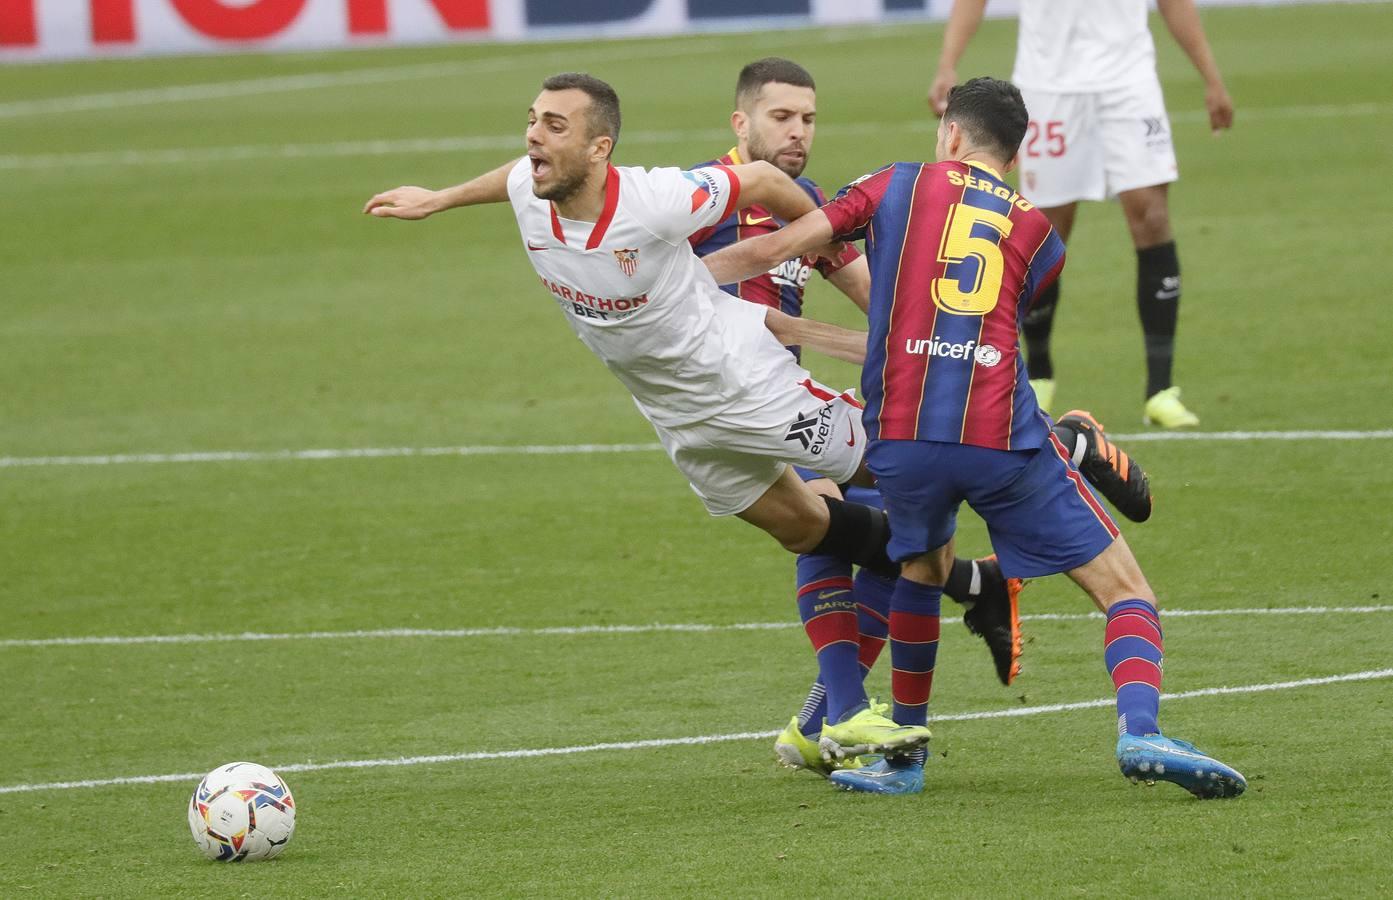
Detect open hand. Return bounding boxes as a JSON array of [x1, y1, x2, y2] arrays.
[[362, 186, 441, 220]]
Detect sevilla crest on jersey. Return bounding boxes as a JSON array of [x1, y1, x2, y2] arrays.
[[613, 248, 639, 277]]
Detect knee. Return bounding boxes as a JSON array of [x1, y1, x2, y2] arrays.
[[1129, 203, 1172, 248], [768, 505, 829, 554]]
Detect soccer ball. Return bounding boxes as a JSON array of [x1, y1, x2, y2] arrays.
[[187, 762, 296, 861]]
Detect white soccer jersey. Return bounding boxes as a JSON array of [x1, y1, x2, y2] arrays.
[[1011, 0, 1157, 93], [506, 159, 785, 428]]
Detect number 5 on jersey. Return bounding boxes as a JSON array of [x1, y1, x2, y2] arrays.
[[931, 203, 1014, 315]]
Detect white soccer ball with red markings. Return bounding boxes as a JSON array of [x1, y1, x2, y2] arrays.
[[188, 762, 296, 861]]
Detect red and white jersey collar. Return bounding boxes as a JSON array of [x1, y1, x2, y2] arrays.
[[548, 164, 621, 250]]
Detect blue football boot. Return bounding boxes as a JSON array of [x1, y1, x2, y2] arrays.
[[1117, 733, 1247, 799], [827, 756, 925, 795]]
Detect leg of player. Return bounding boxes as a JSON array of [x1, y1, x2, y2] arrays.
[[775, 561, 895, 777], [738, 468, 899, 575], [1023, 202, 1078, 415], [1067, 536, 1245, 799], [946, 554, 1024, 685], [1051, 410, 1154, 523], [1119, 184, 1198, 428], [827, 545, 949, 796]]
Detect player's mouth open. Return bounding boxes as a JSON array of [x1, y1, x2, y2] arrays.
[[529, 155, 551, 179]]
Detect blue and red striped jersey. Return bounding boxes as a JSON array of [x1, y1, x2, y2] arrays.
[[822, 161, 1065, 451], [689, 148, 860, 325]]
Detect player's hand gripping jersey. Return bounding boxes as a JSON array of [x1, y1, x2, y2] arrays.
[[507, 160, 799, 428], [822, 161, 1065, 450]]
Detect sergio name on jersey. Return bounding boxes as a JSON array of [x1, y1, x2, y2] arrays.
[[505, 158, 791, 428], [822, 161, 1065, 451]]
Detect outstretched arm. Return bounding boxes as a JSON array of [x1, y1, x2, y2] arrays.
[[1156, 0, 1233, 133], [363, 158, 520, 220], [765, 308, 867, 366], [704, 208, 836, 286], [725, 160, 820, 224], [928, 0, 989, 115]]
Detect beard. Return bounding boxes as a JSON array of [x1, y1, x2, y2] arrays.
[[747, 130, 806, 178], [532, 162, 590, 204]]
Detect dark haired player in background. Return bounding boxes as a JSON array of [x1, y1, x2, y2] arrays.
[[704, 77, 1245, 799]]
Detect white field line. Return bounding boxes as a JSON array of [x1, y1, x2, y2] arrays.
[[2, 666, 1388, 795], [0, 36, 758, 120], [3, 101, 1389, 171], [0, 442, 665, 468], [2, 429, 1390, 471], [0, 126, 733, 171], [3, 604, 1388, 649]]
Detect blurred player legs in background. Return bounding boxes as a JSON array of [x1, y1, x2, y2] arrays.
[[929, 0, 1234, 426]]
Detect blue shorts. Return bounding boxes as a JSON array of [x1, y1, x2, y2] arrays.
[[864, 437, 1119, 579], [794, 465, 886, 511]]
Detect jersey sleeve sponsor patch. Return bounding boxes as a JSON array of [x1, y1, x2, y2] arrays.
[[642, 165, 742, 245]]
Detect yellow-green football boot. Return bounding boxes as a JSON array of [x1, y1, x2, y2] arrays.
[[818, 701, 932, 761], [1143, 386, 1200, 428], [774, 717, 867, 777]]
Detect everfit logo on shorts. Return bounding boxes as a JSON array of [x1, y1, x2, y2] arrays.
[[784, 404, 835, 455]]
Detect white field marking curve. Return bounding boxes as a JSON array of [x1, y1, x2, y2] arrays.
[[0, 26, 878, 121], [2, 430, 1390, 470], [2, 666, 1388, 795], [0, 34, 785, 120], [3, 604, 1388, 649], [3, 101, 1389, 171]]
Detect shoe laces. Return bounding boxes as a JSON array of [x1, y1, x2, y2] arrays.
[[866, 699, 891, 718]]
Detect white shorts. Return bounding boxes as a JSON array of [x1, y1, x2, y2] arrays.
[[651, 371, 867, 517], [1018, 78, 1178, 208]]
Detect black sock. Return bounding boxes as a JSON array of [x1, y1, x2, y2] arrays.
[[942, 558, 976, 607], [1022, 278, 1060, 380], [809, 497, 898, 579], [1137, 241, 1181, 399]]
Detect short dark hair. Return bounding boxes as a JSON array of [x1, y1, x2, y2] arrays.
[[943, 76, 1029, 161], [541, 72, 621, 150], [735, 57, 815, 109]]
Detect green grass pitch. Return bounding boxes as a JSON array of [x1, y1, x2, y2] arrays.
[[2, 3, 1392, 895]]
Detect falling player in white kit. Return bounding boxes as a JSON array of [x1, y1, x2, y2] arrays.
[[364, 73, 935, 757], [928, 0, 1234, 427]]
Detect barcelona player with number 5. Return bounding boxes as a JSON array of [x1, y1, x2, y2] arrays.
[[702, 77, 1246, 798]]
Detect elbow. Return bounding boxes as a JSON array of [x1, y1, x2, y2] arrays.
[[764, 307, 795, 344]]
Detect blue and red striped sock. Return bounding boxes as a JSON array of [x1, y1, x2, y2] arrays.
[[854, 569, 893, 676], [795, 554, 866, 727], [795, 568, 894, 737], [889, 577, 942, 728], [1104, 598, 1164, 736]]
